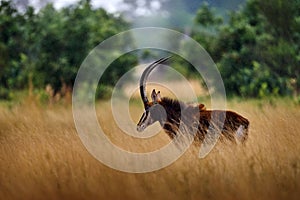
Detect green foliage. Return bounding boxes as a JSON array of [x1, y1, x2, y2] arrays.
[[0, 0, 25, 95], [1, 0, 300, 100], [37, 89, 50, 105], [0, 0, 136, 100], [195, 2, 223, 27], [96, 85, 113, 100], [100, 53, 138, 87], [193, 0, 300, 98], [0, 87, 10, 100]]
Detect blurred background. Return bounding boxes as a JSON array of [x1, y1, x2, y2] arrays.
[[1, 2, 300, 199], [0, 0, 300, 103]]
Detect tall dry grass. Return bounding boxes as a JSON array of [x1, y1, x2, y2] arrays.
[[0, 98, 300, 200]]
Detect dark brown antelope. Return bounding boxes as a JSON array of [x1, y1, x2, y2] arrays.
[[136, 57, 249, 144]]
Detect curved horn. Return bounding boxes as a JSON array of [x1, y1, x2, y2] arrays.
[[140, 56, 171, 109]]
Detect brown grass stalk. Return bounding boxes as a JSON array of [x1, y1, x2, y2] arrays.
[[0, 100, 300, 200]]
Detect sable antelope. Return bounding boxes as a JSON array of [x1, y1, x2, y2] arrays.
[[136, 57, 249, 144]]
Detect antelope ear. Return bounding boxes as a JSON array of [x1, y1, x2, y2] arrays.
[[156, 91, 162, 102], [151, 89, 157, 102], [199, 103, 206, 110]]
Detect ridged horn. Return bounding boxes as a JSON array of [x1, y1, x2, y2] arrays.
[[140, 56, 171, 109]]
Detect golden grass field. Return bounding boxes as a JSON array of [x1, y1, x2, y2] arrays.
[[1, 97, 300, 200]]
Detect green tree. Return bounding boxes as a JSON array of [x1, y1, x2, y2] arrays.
[[257, 0, 300, 95], [195, 2, 223, 27], [0, 0, 137, 100], [197, 0, 300, 97], [0, 0, 25, 98]]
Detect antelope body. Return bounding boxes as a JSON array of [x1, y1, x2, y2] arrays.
[[137, 57, 249, 144]]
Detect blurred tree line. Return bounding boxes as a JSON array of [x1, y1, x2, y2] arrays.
[[0, 0, 299, 100], [192, 0, 300, 98], [0, 0, 137, 100]]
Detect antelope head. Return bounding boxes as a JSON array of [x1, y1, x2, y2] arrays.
[[136, 57, 170, 132]]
